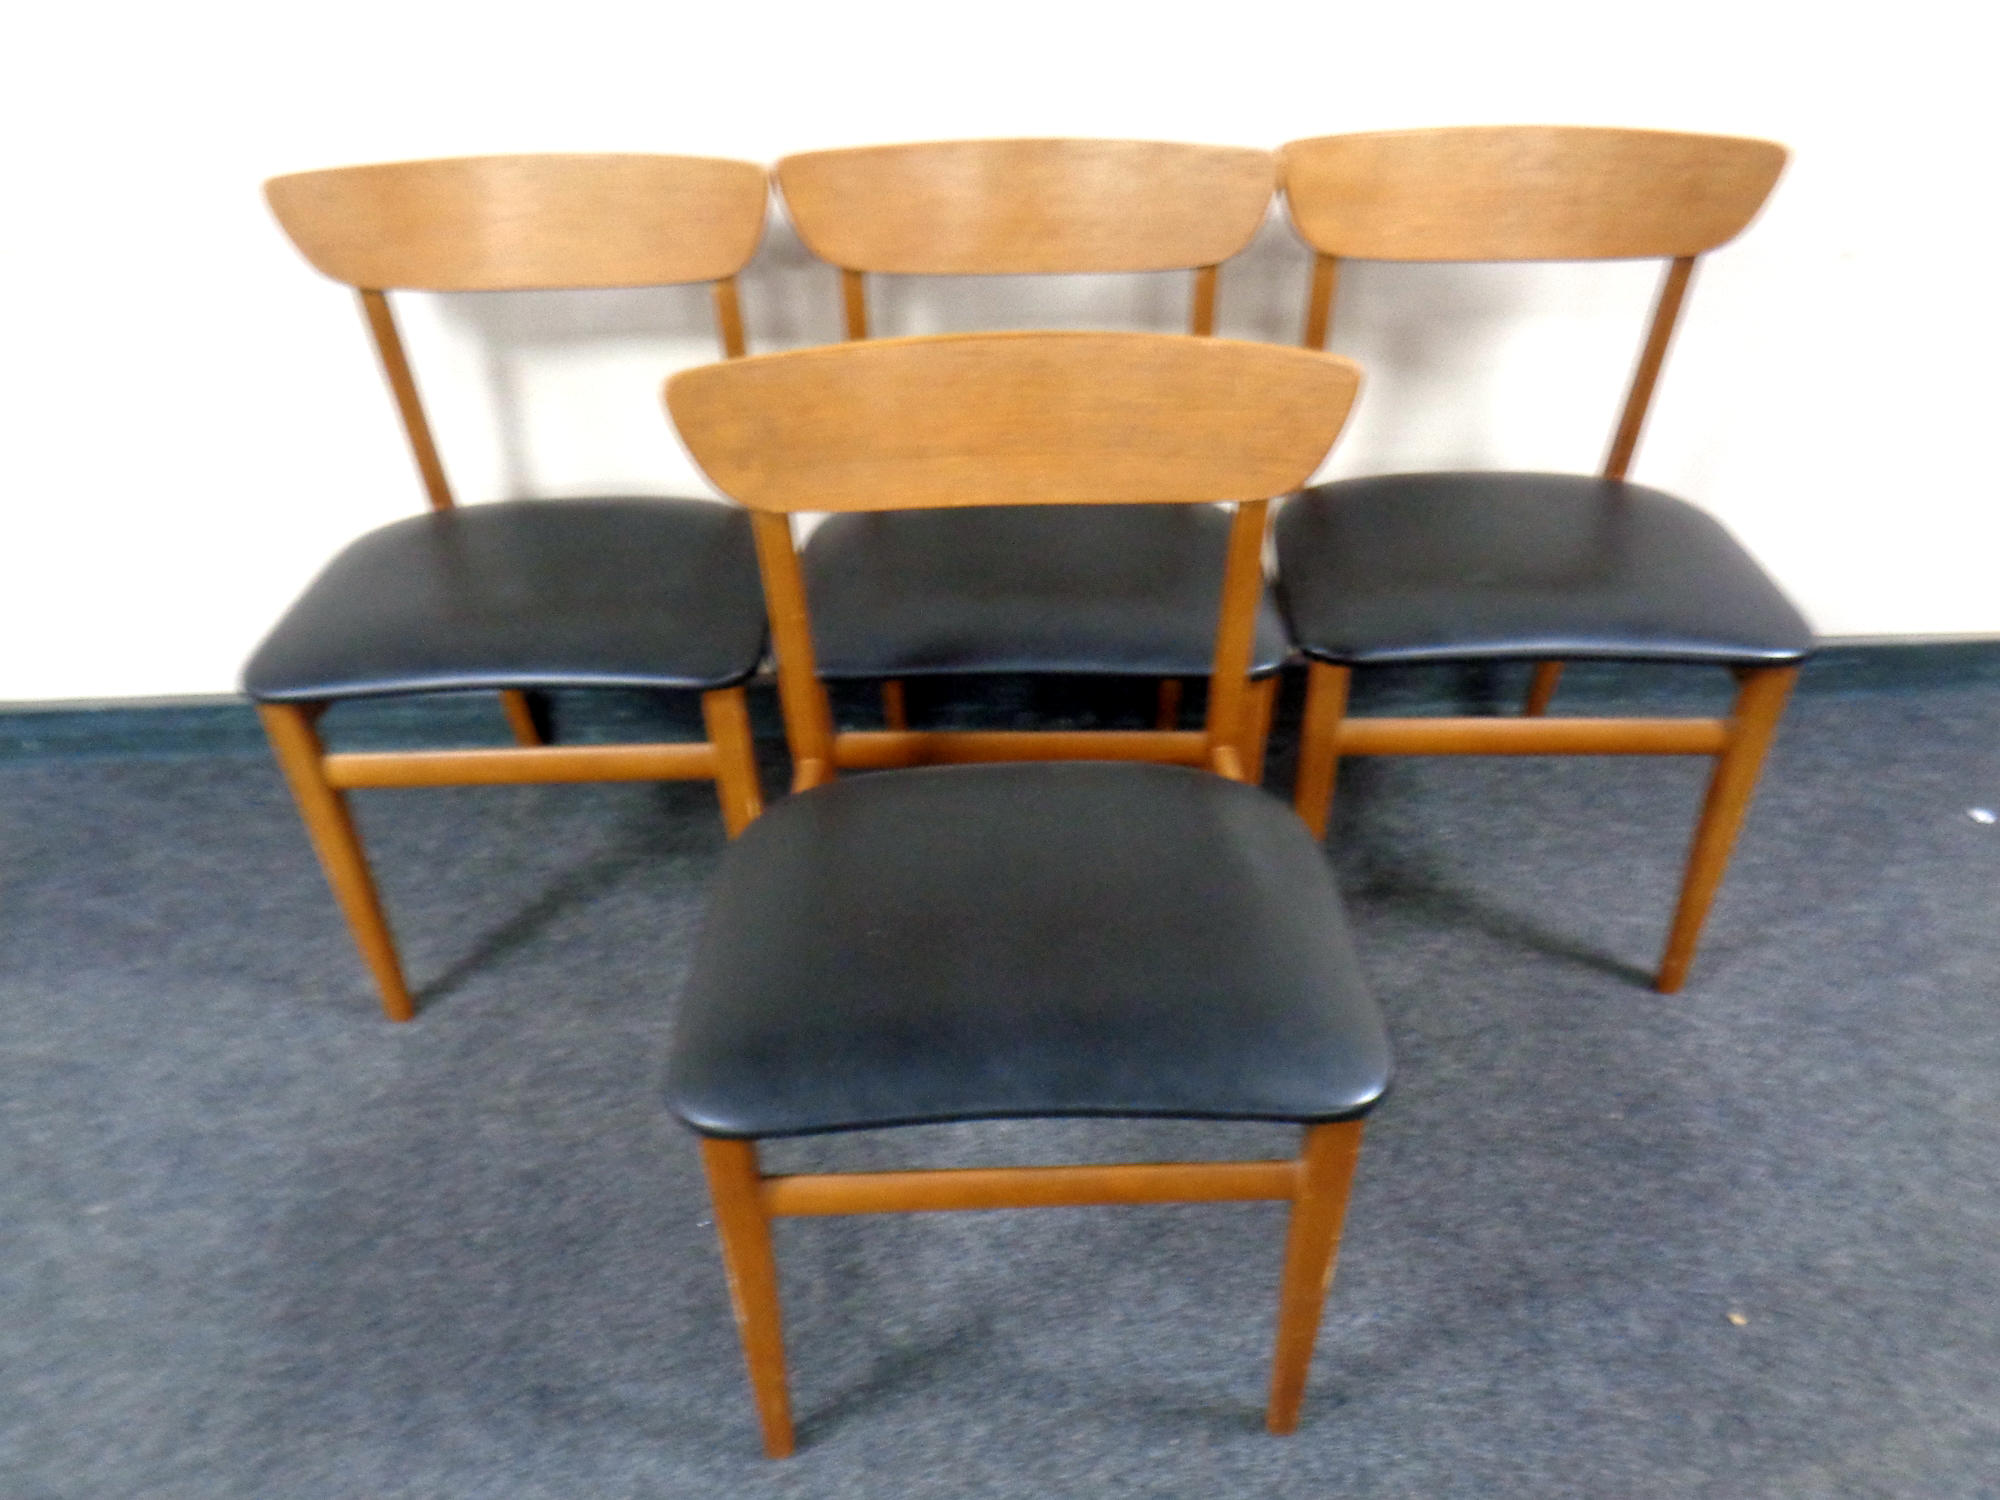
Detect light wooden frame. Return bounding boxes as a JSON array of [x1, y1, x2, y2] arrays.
[[773, 139, 1282, 762], [666, 331, 1366, 1452], [1280, 127, 1795, 991], [700, 1120, 1367, 1457], [260, 155, 770, 1019]]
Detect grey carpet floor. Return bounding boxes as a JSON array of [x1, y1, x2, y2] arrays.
[[3, 671, 1996, 1498]]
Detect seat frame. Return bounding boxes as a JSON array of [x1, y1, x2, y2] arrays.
[[774, 140, 1283, 777], [700, 1122, 1365, 1456], [259, 155, 770, 1019], [1280, 127, 1800, 991], [664, 330, 1370, 1454]]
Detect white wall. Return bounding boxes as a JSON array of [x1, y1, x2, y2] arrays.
[[3, 0, 1993, 702]]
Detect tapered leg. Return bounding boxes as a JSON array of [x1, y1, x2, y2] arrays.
[[499, 689, 548, 747], [702, 688, 764, 837], [1156, 677, 1185, 731], [1655, 665, 1797, 993], [1292, 662, 1352, 839], [1524, 661, 1564, 716], [1268, 1120, 1366, 1434], [880, 680, 909, 732], [1241, 674, 1279, 786], [700, 1137, 795, 1458], [257, 702, 415, 1021]]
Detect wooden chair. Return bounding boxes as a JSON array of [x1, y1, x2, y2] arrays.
[[661, 331, 1386, 1455], [251, 155, 770, 1020], [1276, 127, 1812, 992], [772, 139, 1287, 782]]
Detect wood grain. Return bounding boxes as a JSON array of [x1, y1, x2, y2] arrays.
[[748, 512, 838, 784], [320, 742, 721, 788], [1281, 127, 1785, 261], [776, 139, 1274, 275], [1301, 253, 1339, 351], [357, 290, 454, 510], [667, 331, 1359, 514], [1604, 256, 1697, 478], [1293, 661, 1352, 839], [711, 277, 748, 360], [702, 687, 764, 836], [761, 1159, 1298, 1216], [266, 154, 768, 290], [1267, 1121, 1365, 1434], [1241, 674, 1279, 785], [1331, 715, 1731, 756], [831, 728, 1207, 768], [1655, 666, 1798, 992], [257, 704, 414, 1021], [1201, 499, 1271, 763], [1190, 264, 1218, 336], [699, 1139, 795, 1459]]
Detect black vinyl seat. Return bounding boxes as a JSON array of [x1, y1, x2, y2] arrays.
[[804, 504, 1291, 680], [1276, 472, 1813, 668], [245, 497, 765, 701], [669, 762, 1388, 1140]]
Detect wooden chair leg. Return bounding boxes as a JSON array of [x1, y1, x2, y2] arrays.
[[1293, 661, 1352, 839], [1240, 674, 1279, 786], [256, 702, 415, 1021], [702, 687, 764, 837], [700, 1137, 795, 1458], [1525, 661, 1564, 716], [1155, 677, 1185, 731], [1267, 1120, 1366, 1434], [880, 679, 909, 732], [499, 689, 548, 747], [1655, 664, 1797, 993]]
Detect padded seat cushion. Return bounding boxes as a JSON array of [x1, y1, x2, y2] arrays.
[[243, 498, 766, 701], [802, 505, 1290, 679], [667, 762, 1390, 1138], [1275, 473, 1814, 666]]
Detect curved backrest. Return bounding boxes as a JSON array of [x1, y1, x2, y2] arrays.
[[265, 154, 769, 290], [775, 140, 1276, 275], [1281, 127, 1786, 261], [666, 331, 1360, 513]]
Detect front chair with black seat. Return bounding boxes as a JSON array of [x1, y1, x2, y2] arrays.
[[1276, 127, 1813, 992], [772, 139, 1290, 780], [252, 155, 771, 1020], [661, 331, 1388, 1456]]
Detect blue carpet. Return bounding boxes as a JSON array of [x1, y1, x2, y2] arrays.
[[3, 659, 1996, 1496]]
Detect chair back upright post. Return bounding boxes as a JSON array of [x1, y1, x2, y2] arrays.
[[774, 140, 1277, 749], [666, 332, 1362, 787]]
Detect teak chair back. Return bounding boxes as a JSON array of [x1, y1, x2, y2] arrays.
[[1282, 126, 1783, 486], [259, 154, 768, 1020], [266, 153, 767, 508], [667, 331, 1361, 792], [1279, 126, 1794, 991], [772, 139, 1280, 764]]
